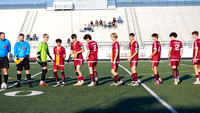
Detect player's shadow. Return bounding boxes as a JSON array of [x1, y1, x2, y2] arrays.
[[98, 76, 125, 85], [78, 97, 170, 113], [140, 76, 155, 83], [162, 75, 174, 82], [179, 75, 192, 84]]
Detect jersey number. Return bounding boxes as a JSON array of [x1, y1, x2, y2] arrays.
[[175, 44, 180, 50]]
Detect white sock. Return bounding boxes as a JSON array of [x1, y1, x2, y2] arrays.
[[91, 81, 94, 84], [78, 81, 81, 83], [95, 77, 98, 81], [41, 81, 45, 83], [81, 80, 84, 82], [57, 82, 59, 84], [156, 80, 159, 83], [174, 78, 177, 82], [197, 78, 199, 82], [159, 78, 161, 80], [62, 82, 65, 84]]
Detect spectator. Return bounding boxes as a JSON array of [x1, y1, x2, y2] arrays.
[[103, 21, 107, 28], [108, 22, 112, 28], [112, 21, 116, 27], [67, 38, 71, 44], [117, 16, 123, 24], [99, 19, 103, 26], [90, 21, 94, 27], [113, 17, 117, 23], [84, 24, 88, 31], [26, 34, 31, 41], [32, 34, 38, 41], [95, 20, 99, 27]]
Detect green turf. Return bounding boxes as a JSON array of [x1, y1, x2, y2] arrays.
[[0, 60, 200, 113]]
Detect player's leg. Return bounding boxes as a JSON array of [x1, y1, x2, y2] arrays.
[[53, 69, 60, 87], [76, 65, 84, 83], [15, 70, 22, 87], [40, 62, 48, 87], [153, 62, 162, 85], [0, 68, 1, 86], [24, 58, 32, 87], [172, 65, 178, 85], [110, 62, 121, 86], [131, 65, 139, 86], [93, 64, 98, 85], [60, 69, 65, 87], [88, 65, 95, 86], [193, 64, 200, 84], [3, 68, 8, 84]]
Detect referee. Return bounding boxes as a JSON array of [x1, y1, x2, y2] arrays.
[[14, 34, 32, 87], [0, 32, 11, 88]]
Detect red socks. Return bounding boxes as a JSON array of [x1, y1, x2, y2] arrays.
[[114, 75, 120, 83], [54, 72, 59, 82], [61, 71, 65, 83], [132, 73, 138, 81], [90, 74, 94, 82], [173, 69, 177, 78], [195, 75, 199, 78], [94, 71, 98, 78]]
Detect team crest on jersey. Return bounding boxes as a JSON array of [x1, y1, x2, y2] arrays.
[[4, 46, 6, 48], [23, 47, 25, 50]]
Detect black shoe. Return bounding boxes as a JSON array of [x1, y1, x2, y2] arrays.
[[95, 81, 99, 86], [15, 82, 20, 87], [29, 82, 33, 88]]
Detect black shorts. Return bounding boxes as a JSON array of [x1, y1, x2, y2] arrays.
[[0, 57, 9, 69], [16, 58, 30, 71], [40, 62, 47, 67]]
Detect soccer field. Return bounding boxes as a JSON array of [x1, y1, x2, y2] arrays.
[[0, 60, 200, 113]]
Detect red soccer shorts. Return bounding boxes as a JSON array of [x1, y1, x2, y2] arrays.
[[74, 59, 83, 66], [54, 65, 64, 70], [192, 60, 200, 65], [88, 61, 97, 67], [170, 61, 179, 66], [152, 62, 159, 67], [130, 61, 138, 67]]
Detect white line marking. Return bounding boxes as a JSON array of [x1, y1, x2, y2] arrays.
[[119, 64, 178, 113], [0, 68, 53, 92]]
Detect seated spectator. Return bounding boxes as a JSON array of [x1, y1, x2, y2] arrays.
[[112, 21, 116, 27], [99, 19, 103, 26], [32, 34, 38, 41], [88, 24, 92, 31], [95, 20, 99, 27], [103, 21, 107, 28], [90, 21, 94, 27], [67, 38, 71, 44], [26, 34, 32, 41], [84, 24, 88, 31], [113, 17, 117, 23], [108, 22, 112, 28], [117, 16, 123, 24]]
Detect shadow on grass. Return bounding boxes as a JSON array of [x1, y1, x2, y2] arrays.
[[77, 97, 170, 113]]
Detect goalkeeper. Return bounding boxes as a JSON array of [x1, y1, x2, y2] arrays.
[[14, 34, 32, 87], [37, 34, 53, 87]]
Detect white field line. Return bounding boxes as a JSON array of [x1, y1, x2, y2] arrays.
[[0, 68, 53, 92], [119, 64, 178, 113]]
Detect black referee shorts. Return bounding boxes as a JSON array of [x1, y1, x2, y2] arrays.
[[40, 62, 47, 68], [0, 57, 9, 69], [16, 58, 30, 71]]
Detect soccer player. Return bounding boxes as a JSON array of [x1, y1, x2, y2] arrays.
[[110, 33, 122, 86], [53, 39, 66, 87], [67, 34, 85, 86], [148, 33, 162, 85], [168, 32, 183, 85], [0, 32, 11, 88], [192, 31, 200, 84], [37, 34, 53, 87], [83, 34, 98, 86], [127, 33, 139, 86], [14, 34, 32, 87]]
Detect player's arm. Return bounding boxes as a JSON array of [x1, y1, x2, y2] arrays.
[[37, 43, 42, 57], [128, 50, 138, 61], [168, 48, 172, 60], [8, 41, 11, 52], [26, 42, 30, 58], [113, 50, 118, 64], [14, 43, 18, 58], [63, 48, 66, 59], [194, 48, 198, 62], [67, 50, 73, 63], [85, 50, 90, 63], [148, 50, 157, 60]]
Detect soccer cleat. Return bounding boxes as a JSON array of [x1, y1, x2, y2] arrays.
[[54, 83, 60, 87], [87, 83, 95, 87], [15, 82, 20, 87], [61, 84, 65, 87], [29, 83, 33, 88], [39, 82, 48, 87], [155, 82, 160, 85], [73, 82, 83, 86], [127, 82, 135, 86], [117, 80, 123, 85], [95, 81, 99, 86], [177, 78, 180, 83], [174, 82, 178, 85], [110, 82, 118, 86], [133, 82, 139, 86], [192, 81, 200, 85], [159, 79, 163, 83]]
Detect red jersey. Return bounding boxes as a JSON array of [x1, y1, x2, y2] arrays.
[[129, 41, 139, 61], [86, 41, 98, 61], [53, 46, 66, 66], [112, 41, 120, 62], [193, 39, 200, 60], [169, 40, 183, 61], [71, 41, 83, 60], [152, 41, 161, 62]]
